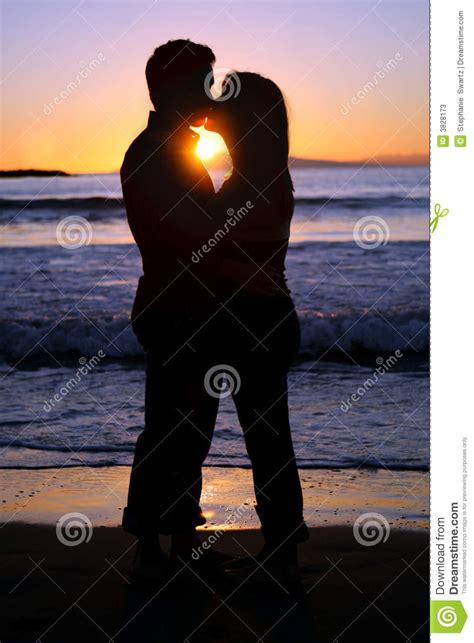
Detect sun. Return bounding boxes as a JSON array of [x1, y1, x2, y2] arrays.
[[196, 136, 218, 160], [192, 126, 227, 161]]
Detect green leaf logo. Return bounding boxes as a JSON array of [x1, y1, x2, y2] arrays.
[[430, 600, 468, 633]]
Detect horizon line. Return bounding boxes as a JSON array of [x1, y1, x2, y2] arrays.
[[0, 157, 430, 177]]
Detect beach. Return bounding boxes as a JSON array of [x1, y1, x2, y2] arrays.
[[1, 522, 428, 642], [0, 466, 429, 641]]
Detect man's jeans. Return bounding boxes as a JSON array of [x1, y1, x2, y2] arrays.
[[122, 299, 309, 546]]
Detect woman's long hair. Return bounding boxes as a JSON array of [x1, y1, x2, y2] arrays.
[[222, 71, 294, 196]]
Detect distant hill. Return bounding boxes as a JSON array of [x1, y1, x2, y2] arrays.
[[206, 154, 429, 171], [289, 154, 428, 167], [289, 157, 354, 168], [0, 169, 71, 178]]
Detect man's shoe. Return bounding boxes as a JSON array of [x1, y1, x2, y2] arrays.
[[129, 541, 170, 588]]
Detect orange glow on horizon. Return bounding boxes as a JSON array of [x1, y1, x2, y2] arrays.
[[0, 2, 428, 173]]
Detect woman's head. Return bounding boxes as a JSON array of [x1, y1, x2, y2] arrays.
[[206, 72, 292, 185]]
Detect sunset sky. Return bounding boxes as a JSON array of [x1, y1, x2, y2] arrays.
[[1, 0, 429, 173]]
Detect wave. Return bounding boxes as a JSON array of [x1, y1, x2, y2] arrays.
[[0, 440, 134, 453], [297, 308, 428, 355], [0, 197, 123, 222], [294, 194, 428, 210], [0, 308, 428, 361], [0, 463, 429, 471], [0, 196, 123, 211], [0, 193, 428, 220], [0, 442, 429, 472]]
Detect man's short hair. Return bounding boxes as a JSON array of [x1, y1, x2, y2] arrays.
[[146, 39, 215, 106]]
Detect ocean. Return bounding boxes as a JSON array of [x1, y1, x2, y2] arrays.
[[0, 166, 429, 471]]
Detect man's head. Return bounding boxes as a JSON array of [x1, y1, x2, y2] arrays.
[[146, 39, 215, 126]]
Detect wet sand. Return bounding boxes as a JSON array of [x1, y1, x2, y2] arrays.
[[0, 465, 429, 530]]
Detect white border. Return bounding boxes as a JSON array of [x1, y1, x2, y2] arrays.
[[431, 0, 473, 637]]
